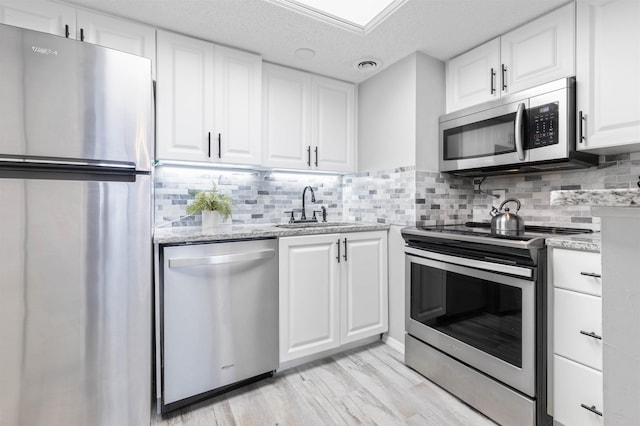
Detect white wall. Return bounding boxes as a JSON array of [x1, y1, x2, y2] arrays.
[[383, 225, 407, 352], [357, 54, 417, 171], [415, 52, 445, 172]]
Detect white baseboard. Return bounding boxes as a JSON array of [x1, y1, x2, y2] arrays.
[[382, 334, 405, 356]]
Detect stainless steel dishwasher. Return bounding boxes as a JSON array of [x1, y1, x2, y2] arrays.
[[156, 238, 278, 414]]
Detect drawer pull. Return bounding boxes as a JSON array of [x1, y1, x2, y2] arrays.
[[580, 330, 602, 340], [580, 404, 603, 417], [580, 271, 602, 278]]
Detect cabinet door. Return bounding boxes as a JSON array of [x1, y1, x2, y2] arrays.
[[214, 45, 262, 165], [262, 63, 311, 169], [0, 0, 75, 38], [501, 3, 575, 94], [279, 234, 340, 362], [576, 0, 640, 153], [446, 38, 500, 112], [312, 76, 356, 172], [156, 30, 214, 162], [76, 10, 156, 78], [340, 231, 388, 344]]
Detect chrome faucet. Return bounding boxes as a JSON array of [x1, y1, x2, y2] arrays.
[[301, 186, 316, 220]]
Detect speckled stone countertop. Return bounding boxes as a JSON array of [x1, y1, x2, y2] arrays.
[[550, 188, 640, 207], [546, 233, 601, 253], [154, 222, 390, 244]]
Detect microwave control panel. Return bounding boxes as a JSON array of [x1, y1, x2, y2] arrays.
[[528, 102, 559, 149]]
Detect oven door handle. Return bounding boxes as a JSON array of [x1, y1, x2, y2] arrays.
[[405, 246, 533, 279]]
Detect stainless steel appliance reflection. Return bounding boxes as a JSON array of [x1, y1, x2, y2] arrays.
[[402, 222, 591, 426], [0, 24, 153, 426]]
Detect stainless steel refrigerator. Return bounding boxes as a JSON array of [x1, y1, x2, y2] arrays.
[[0, 24, 153, 425]]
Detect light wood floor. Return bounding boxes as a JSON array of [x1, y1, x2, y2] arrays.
[[153, 341, 497, 426]]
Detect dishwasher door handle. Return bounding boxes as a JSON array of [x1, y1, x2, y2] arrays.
[[168, 248, 275, 268]]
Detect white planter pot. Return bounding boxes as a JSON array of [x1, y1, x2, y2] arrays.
[[201, 210, 221, 230]]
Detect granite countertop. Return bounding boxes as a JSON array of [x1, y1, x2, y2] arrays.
[[550, 188, 640, 207], [546, 232, 601, 253], [154, 222, 390, 244]]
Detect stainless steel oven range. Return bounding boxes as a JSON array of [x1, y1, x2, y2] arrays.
[[402, 222, 590, 426]]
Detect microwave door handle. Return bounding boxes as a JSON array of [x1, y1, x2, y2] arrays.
[[515, 103, 526, 161]]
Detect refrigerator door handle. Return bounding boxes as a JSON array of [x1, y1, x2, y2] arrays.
[[168, 249, 276, 268], [0, 157, 136, 170]]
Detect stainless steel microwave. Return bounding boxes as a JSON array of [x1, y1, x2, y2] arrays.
[[439, 77, 598, 176]]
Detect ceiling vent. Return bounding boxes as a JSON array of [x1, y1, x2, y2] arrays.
[[355, 58, 382, 72]]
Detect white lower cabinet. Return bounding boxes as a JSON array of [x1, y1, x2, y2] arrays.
[[549, 247, 603, 425], [279, 231, 388, 363]]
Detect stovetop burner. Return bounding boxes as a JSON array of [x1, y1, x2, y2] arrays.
[[403, 221, 593, 250]]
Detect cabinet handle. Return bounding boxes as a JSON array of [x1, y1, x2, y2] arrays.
[[501, 64, 507, 91], [307, 146, 311, 167], [218, 133, 221, 159], [80, 28, 84, 42], [580, 404, 603, 417], [208, 132, 211, 158], [580, 271, 601, 278], [490, 68, 496, 94], [579, 111, 586, 143], [343, 238, 348, 261], [64, 24, 70, 38], [336, 239, 341, 263], [580, 330, 602, 340], [314, 147, 318, 167]]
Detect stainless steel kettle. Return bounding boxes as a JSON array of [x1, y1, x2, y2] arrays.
[[490, 198, 525, 234]]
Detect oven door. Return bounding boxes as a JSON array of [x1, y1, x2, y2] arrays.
[[439, 100, 529, 173], [405, 247, 535, 397]]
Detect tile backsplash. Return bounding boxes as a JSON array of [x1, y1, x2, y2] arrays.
[[154, 152, 640, 231]]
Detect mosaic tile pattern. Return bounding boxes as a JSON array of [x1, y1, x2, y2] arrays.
[[154, 166, 342, 227], [154, 153, 640, 230]]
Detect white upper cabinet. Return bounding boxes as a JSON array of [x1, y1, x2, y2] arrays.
[[76, 10, 156, 77], [446, 3, 575, 112], [576, 0, 640, 154], [501, 3, 574, 94], [156, 31, 262, 165], [313, 76, 356, 172], [0, 0, 75, 38], [263, 63, 356, 172], [156, 30, 214, 162], [446, 38, 501, 112]]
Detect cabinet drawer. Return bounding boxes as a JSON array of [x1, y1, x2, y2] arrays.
[[554, 355, 603, 426], [552, 249, 602, 296], [554, 288, 602, 370]]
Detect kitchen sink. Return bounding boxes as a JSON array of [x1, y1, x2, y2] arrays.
[[275, 222, 354, 229]]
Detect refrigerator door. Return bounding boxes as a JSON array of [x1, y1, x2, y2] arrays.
[[0, 23, 152, 171], [0, 174, 151, 426]]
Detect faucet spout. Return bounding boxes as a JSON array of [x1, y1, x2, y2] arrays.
[[301, 186, 316, 220]]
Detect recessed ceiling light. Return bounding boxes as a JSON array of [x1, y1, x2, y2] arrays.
[[354, 58, 382, 72], [294, 48, 316, 59]]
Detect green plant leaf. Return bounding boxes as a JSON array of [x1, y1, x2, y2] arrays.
[[186, 183, 232, 220]]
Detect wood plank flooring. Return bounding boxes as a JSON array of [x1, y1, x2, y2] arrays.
[[153, 341, 497, 426]]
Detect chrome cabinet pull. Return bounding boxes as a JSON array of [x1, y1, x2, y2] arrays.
[[343, 238, 348, 261], [580, 271, 601, 278], [580, 330, 602, 340], [336, 239, 341, 263], [307, 146, 311, 166], [579, 111, 586, 143], [314, 147, 318, 167], [580, 404, 603, 417], [490, 68, 496, 94], [501, 64, 507, 91]]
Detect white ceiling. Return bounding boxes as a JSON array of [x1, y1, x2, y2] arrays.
[[64, 0, 569, 83]]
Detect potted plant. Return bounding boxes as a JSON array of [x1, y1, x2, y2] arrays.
[[186, 183, 232, 229]]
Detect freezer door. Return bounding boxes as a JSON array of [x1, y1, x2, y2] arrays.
[[0, 23, 152, 171], [0, 175, 151, 426]]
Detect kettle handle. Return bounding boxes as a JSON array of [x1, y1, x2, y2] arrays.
[[499, 198, 521, 213]]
